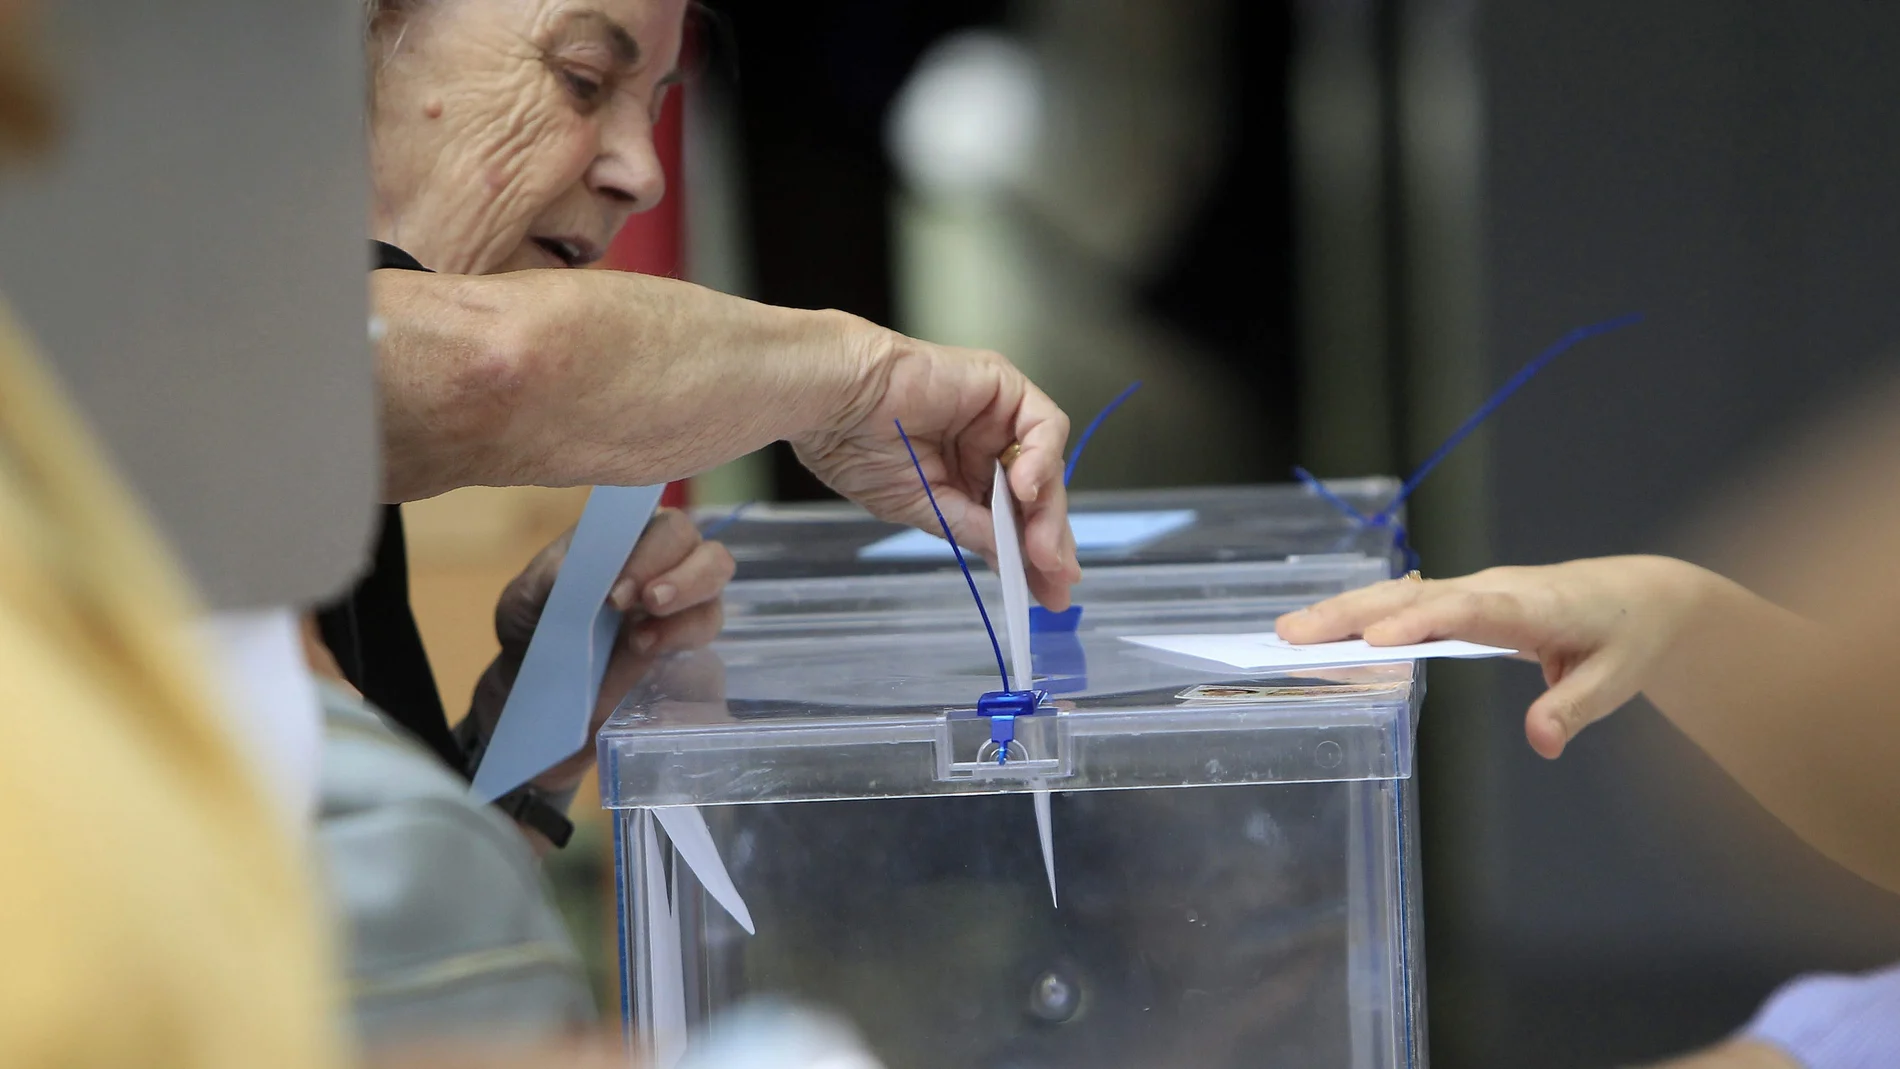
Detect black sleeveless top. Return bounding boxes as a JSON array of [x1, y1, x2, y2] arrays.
[[314, 241, 463, 775]]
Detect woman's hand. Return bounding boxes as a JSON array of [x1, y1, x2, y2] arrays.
[[1275, 556, 1722, 758], [794, 328, 1080, 610], [466, 508, 732, 799]]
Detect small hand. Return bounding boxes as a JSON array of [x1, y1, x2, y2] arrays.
[[794, 329, 1080, 610], [1275, 556, 1718, 758], [468, 508, 733, 795]]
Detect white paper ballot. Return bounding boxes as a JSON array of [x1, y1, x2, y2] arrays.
[[1119, 631, 1515, 672], [643, 812, 688, 1069], [653, 806, 757, 935], [859, 509, 1195, 561], [1033, 786, 1056, 908], [990, 460, 1034, 691], [990, 464, 1056, 908]]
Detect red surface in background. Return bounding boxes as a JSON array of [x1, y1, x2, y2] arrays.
[[603, 88, 690, 508], [603, 88, 685, 279]]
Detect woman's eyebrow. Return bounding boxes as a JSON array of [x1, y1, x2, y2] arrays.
[[560, 9, 642, 66]]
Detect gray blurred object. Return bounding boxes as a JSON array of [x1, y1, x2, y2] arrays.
[[0, 0, 377, 609], [885, 3, 1273, 491], [318, 683, 597, 1046]]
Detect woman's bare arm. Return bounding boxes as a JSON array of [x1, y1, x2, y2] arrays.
[[374, 268, 868, 499], [373, 267, 1079, 606]]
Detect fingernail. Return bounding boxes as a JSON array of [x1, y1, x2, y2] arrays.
[[610, 578, 637, 611], [634, 630, 657, 653], [648, 583, 676, 609], [1023, 478, 1041, 503]]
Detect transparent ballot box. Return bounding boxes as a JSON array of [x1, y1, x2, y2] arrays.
[[601, 613, 1427, 1069], [702, 480, 1405, 582]]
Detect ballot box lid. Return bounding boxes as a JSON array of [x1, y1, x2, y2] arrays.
[[697, 479, 1405, 582]]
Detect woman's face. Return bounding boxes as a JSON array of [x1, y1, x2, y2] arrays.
[[370, 0, 687, 274]]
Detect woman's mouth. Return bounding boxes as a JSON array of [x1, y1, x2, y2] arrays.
[[531, 236, 602, 268]]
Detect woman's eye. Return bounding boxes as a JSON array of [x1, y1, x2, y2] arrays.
[[558, 67, 606, 105]]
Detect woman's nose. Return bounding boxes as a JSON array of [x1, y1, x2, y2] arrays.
[[589, 117, 668, 214]]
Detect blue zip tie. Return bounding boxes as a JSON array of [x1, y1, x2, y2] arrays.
[[1291, 465, 1378, 526], [1297, 313, 1644, 571], [1064, 380, 1143, 487], [894, 420, 1011, 693], [696, 499, 753, 539]]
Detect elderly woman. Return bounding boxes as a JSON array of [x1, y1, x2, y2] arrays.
[[323, 0, 1081, 820], [305, 0, 1077, 1052], [362, 0, 1077, 576], [359, 0, 1074, 565]]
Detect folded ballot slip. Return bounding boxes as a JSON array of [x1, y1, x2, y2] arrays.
[[1119, 631, 1515, 673]]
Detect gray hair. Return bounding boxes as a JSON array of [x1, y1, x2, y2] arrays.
[[362, 0, 431, 76]]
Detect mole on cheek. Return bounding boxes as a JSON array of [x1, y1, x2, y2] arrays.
[[424, 100, 444, 119]]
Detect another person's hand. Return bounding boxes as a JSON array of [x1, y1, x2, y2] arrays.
[[466, 508, 732, 799], [1275, 556, 1721, 758], [794, 329, 1080, 610]]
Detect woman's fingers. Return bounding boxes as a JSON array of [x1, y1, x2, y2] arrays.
[[1276, 576, 1435, 643], [1022, 477, 1079, 609], [1361, 587, 1534, 651], [936, 364, 1074, 608], [610, 507, 700, 611], [1010, 386, 1079, 603], [1523, 652, 1637, 759], [628, 598, 726, 655], [1281, 572, 1553, 665], [1008, 387, 1072, 511], [640, 539, 735, 617], [494, 529, 574, 645]]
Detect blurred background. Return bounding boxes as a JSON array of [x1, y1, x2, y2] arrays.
[[402, 0, 1900, 1064]]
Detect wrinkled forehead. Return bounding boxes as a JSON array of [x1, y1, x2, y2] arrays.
[[433, 0, 689, 74]]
